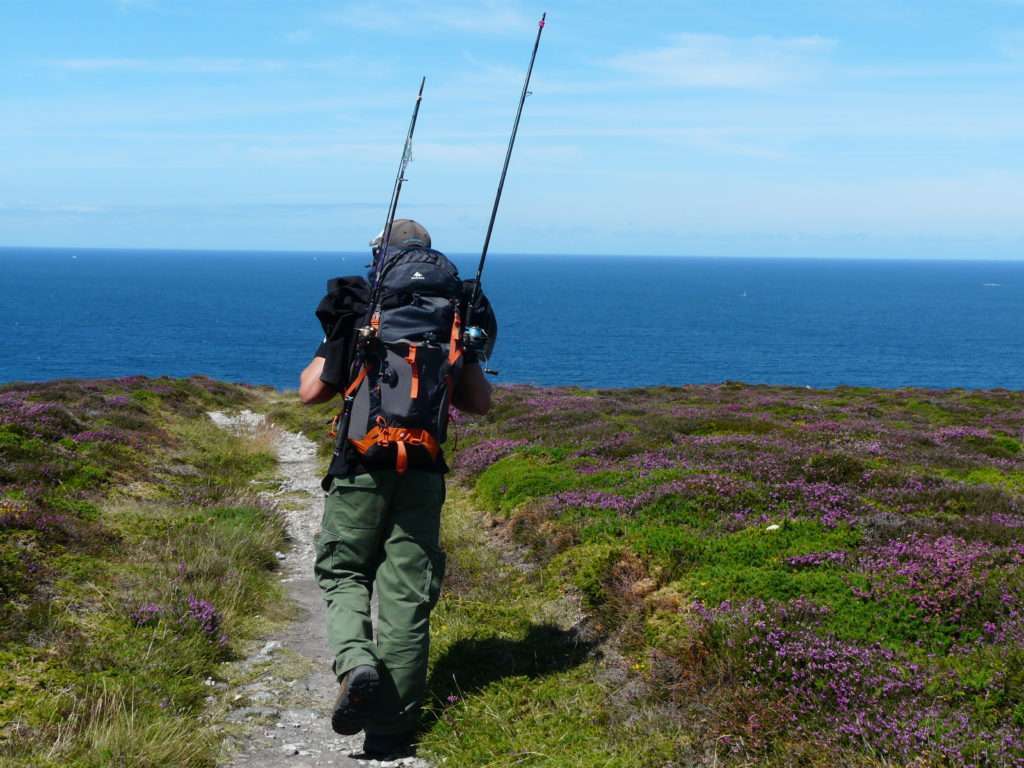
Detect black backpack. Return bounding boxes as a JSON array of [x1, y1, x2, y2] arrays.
[[327, 247, 470, 475]]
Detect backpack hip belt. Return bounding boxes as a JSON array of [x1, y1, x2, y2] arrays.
[[349, 421, 441, 475]]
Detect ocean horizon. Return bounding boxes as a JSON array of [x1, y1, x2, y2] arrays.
[[3, 246, 1023, 391]]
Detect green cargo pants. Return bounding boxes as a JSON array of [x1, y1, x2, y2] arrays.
[[314, 470, 446, 734]]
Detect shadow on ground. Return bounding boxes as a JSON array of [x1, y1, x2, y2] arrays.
[[424, 622, 593, 718]]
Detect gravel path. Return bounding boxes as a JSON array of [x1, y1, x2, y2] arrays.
[[209, 410, 430, 768]]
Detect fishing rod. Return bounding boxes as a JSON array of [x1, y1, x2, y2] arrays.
[[330, 77, 425, 447], [369, 75, 426, 309], [464, 12, 547, 355]]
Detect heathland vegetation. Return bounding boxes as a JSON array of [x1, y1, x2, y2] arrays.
[[5, 378, 1024, 766], [279, 383, 1024, 766], [437, 384, 1024, 767], [0, 377, 286, 767]]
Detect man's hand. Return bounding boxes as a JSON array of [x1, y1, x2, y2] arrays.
[[452, 362, 492, 415], [299, 356, 337, 404]]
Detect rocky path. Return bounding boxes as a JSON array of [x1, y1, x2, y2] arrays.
[[208, 410, 429, 768]]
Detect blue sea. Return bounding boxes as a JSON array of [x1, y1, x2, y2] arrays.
[[2, 247, 1023, 391]]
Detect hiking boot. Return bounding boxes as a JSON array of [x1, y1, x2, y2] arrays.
[[331, 664, 380, 735], [361, 729, 416, 759]]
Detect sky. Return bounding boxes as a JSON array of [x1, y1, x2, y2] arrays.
[[1, 0, 1023, 258]]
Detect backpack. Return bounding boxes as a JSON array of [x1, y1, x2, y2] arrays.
[[332, 246, 466, 475]]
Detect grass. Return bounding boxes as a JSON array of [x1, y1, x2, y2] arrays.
[[13, 379, 1021, 766], [0, 377, 286, 768], [440, 383, 1024, 767], [418, 487, 687, 767]]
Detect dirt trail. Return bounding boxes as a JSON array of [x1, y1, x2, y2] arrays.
[[208, 410, 430, 768]]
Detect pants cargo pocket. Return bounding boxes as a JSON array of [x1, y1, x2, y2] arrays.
[[425, 547, 447, 608], [313, 528, 343, 583]]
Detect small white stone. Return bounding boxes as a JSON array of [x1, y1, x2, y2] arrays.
[[765, 524, 781, 531], [275, 551, 287, 560], [280, 743, 301, 755], [258, 640, 282, 657]]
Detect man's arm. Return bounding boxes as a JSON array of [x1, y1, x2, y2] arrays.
[[299, 356, 338, 405], [452, 362, 492, 415]]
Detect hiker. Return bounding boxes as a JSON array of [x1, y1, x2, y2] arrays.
[[298, 219, 493, 759]]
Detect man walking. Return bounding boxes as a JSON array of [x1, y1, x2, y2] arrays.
[[299, 220, 492, 758]]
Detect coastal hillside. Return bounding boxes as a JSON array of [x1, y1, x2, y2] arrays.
[[0, 377, 286, 767], [4, 378, 1024, 767], [431, 383, 1024, 767], [277, 383, 1024, 766]]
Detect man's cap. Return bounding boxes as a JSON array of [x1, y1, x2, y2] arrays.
[[369, 219, 431, 251]]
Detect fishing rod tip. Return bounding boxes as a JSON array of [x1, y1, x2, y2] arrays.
[[539, 12, 546, 25]]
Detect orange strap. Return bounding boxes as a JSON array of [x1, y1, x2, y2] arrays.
[[349, 425, 441, 475], [328, 363, 370, 437], [448, 310, 463, 367], [344, 363, 369, 398], [405, 346, 420, 399]]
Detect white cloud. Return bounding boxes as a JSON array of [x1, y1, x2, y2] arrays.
[[607, 33, 835, 89], [326, 0, 533, 36]]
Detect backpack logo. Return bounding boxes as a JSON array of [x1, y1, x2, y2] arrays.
[[411, 271, 425, 280]]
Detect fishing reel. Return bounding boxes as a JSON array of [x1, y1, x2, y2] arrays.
[[463, 326, 499, 375], [356, 310, 382, 348], [463, 326, 489, 354]]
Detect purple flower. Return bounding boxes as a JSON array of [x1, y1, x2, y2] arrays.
[[185, 594, 221, 637], [856, 534, 1001, 624], [455, 438, 528, 475], [785, 551, 848, 569], [72, 429, 131, 444]]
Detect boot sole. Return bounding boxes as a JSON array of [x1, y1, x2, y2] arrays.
[[331, 673, 381, 735]]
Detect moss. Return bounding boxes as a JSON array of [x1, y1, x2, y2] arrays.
[[941, 466, 1024, 494], [474, 456, 576, 514], [42, 492, 101, 521], [546, 542, 624, 608], [904, 398, 958, 423]]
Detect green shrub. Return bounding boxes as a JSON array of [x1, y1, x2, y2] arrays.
[[475, 456, 575, 514], [547, 542, 624, 607]]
